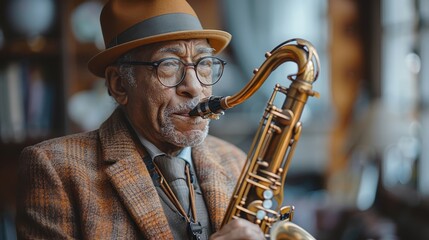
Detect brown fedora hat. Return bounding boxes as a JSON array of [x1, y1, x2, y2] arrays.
[[88, 0, 232, 78]]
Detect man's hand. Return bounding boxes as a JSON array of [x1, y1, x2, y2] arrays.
[[210, 218, 265, 240]]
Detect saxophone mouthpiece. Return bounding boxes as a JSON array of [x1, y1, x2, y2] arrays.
[[189, 96, 226, 120]]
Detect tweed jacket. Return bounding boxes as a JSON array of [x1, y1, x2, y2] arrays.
[[16, 109, 246, 239]]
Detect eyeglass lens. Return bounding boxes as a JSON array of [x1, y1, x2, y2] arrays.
[[156, 57, 223, 87]]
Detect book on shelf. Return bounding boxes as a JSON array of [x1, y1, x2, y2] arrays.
[[0, 61, 55, 143]]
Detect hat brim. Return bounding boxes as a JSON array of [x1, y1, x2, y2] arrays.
[[88, 29, 231, 78]]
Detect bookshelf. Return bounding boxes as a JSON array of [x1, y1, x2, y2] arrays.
[[0, 2, 64, 221], [0, 1, 65, 142], [0, 0, 104, 221]]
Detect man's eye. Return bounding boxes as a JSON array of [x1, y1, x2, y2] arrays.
[[161, 60, 180, 67], [199, 59, 213, 67]]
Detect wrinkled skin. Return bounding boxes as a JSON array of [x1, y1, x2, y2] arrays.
[[106, 39, 213, 155]]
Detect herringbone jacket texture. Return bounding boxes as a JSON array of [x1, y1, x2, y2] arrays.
[[16, 108, 246, 239]]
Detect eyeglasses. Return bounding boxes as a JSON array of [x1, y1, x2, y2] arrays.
[[119, 56, 227, 87]]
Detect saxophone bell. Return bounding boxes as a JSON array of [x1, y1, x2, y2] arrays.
[[271, 221, 316, 240]]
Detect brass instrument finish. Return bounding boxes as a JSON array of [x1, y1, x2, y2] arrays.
[[189, 39, 319, 239]]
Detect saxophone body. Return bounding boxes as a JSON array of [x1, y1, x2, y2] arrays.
[[189, 39, 320, 239]]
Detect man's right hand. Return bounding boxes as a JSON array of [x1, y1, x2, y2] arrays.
[[210, 218, 266, 240]]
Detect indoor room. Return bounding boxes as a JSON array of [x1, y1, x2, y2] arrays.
[[1, 0, 428, 239]]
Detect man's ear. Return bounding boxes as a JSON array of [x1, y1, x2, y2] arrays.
[[105, 66, 128, 105]]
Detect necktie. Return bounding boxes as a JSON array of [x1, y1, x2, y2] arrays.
[[153, 155, 203, 239], [153, 155, 190, 213]]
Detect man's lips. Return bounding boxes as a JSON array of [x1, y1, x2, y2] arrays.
[[171, 111, 206, 125], [173, 110, 192, 117]]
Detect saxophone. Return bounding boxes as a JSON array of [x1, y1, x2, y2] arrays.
[[189, 38, 320, 239]]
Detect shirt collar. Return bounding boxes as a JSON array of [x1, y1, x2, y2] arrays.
[[126, 116, 193, 165], [139, 134, 193, 166]]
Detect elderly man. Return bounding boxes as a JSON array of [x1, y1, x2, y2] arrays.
[[16, 0, 264, 239]]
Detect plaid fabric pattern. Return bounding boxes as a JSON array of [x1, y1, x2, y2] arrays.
[[16, 108, 246, 239]]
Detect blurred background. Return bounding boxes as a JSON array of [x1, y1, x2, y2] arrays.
[[0, 0, 428, 239]]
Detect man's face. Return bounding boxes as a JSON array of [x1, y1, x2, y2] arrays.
[[122, 39, 214, 153]]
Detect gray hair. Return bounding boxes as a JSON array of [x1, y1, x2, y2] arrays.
[[116, 49, 140, 88]]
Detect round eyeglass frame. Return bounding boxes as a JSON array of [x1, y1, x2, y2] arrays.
[[119, 56, 227, 87]]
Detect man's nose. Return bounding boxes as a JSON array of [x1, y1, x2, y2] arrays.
[[176, 66, 204, 98]]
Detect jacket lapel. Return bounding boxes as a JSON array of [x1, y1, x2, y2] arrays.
[[99, 109, 173, 239], [192, 143, 238, 232]]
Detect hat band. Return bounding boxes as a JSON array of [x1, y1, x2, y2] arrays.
[[107, 13, 203, 49]]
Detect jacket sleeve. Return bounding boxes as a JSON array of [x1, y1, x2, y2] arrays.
[[16, 146, 79, 240]]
